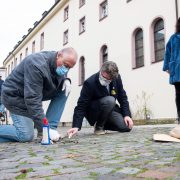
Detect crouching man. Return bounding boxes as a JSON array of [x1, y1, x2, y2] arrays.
[[0, 47, 77, 143], [68, 61, 133, 137]]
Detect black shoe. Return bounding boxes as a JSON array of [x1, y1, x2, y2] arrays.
[[94, 123, 105, 135]]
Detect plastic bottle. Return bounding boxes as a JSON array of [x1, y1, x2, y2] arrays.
[[41, 117, 50, 145]]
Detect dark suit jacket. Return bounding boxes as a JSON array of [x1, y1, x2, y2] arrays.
[[73, 72, 131, 129]]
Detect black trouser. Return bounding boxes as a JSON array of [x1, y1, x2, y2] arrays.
[[174, 82, 180, 123], [85, 96, 131, 132]]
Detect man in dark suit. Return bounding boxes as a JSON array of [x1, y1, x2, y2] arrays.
[[68, 61, 133, 137]]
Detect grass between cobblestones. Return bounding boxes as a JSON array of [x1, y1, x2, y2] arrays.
[[0, 125, 179, 179]]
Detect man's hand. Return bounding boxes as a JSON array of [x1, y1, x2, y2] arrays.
[[124, 116, 133, 129], [49, 128, 60, 142], [62, 79, 71, 96], [67, 128, 78, 138]]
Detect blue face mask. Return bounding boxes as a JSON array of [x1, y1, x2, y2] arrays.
[[56, 65, 69, 76]]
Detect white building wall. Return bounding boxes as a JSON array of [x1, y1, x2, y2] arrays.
[[0, 68, 6, 80], [3, 0, 180, 123], [106, 0, 178, 119]]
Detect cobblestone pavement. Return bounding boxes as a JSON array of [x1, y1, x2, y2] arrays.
[[0, 124, 179, 180]]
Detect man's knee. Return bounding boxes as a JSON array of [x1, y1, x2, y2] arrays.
[[18, 131, 34, 142]]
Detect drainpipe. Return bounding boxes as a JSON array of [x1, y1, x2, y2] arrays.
[[175, 0, 179, 20]]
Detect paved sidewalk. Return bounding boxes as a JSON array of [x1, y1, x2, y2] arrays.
[[0, 124, 179, 180]]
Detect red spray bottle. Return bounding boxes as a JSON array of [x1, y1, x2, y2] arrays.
[[41, 118, 50, 145]]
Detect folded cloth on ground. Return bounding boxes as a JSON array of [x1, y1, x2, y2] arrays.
[[153, 134, 180, 142]]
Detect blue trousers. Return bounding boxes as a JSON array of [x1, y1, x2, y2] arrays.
[[0, 90, 67, 142]]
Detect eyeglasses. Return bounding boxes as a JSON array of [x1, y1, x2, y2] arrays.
[[62, 61, 70, 69]]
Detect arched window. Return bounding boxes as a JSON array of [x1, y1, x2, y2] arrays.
[[8, 65, 10, 75], [135, 28, 144, 68], [100, 45, 108, 66], [11, 61, 14, 72], [14, 58, 17, 67], [153, 18, 165, 62], [79, 56, 85, 86]]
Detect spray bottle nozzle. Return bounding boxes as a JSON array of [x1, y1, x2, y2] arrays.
[[43, 118, 49, 125]]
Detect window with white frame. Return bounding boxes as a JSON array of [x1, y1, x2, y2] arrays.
[[64, 6, 69, 21], [100, 45, 108, 65], [8, 65, 10, 75], [135, 29, 144, 68], [63, 30, 69, 45], [79, 16, 85, 34], [25, 47, 28, 56], [11, 61, 14, 72], [20, 53, 22, 62], [32, 41, 35, 53], [100, 0, 108, 20], [14, 58, 17, 67], [79, 0, 85, 8], [154, 19, 165, 62], [79, 56, 85, 86], [40, 32, 44, 50]]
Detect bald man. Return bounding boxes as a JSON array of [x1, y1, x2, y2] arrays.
[[0, 48, 77, 143]]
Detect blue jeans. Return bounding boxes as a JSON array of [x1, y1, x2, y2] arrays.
[[0, 90, 68, 143]]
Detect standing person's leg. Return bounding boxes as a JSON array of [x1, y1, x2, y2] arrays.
[[174, 82, 180, 124], [169, 83, 180, 138], [46, 90, 68, 129], [0, 113, 34, 143]]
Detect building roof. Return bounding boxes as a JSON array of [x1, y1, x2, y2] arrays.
[[3, 0, 61, 64]]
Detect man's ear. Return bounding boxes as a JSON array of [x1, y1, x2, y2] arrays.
[[56, 53, 63, 66], [57, 52, 62, 59]]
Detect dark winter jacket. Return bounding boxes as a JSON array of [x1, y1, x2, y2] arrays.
[[163, 33, 180, 84], [73, 72, 131, 129], [2, 51, 66, 132]]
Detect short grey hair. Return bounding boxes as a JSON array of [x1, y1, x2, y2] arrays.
[[100, 61, 119, 79], [60, 47, 76, 54], [58, 47, 78, 60]]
